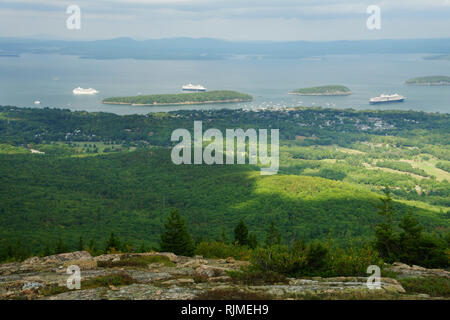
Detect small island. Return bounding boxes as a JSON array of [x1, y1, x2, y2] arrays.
[[289, 85, 351, 96], [423, 55, 450, 61], [102, 90, 253, 106], [405, 76, 450, 86]]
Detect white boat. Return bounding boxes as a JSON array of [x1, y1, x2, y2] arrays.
[[182, 83, 207, 92], [73, 87, 99, 95], [370, 93, 405, 104], [34, 100, 41, 105]]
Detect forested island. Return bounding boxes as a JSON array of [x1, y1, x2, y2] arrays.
[[289, 85, 351, 96], [102, 90, 253, 106], [405, 76, 450, 86], [423, 55, 450, 61]]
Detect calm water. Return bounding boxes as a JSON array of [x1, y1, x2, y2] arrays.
[[0, 53, 449, 115]]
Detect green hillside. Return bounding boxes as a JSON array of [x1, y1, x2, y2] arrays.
[[0, 148, 446, 254], [0, 105, 448, 257]]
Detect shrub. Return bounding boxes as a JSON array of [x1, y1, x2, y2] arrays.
[[329, 246, 383, 277], [250, 244, 319, 277], [98, 254, 175, 268], [228, 267, 287, 285], [83, 273, 136, 289], [40, 272, 136, 296], [195, 241, 252, 260], [374, 190, 449, 268], [399, 277, 450, 297], [248, 242, 383, 278]]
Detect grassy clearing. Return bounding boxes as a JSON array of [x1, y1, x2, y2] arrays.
[[54, 141, 127, 155], [396, 199, 448, 213], [0, 112, 20, 121], [0, 144, 29, 154], [400, 159, 450, 182], [335, 147, 366, 155], [40, 272, 136, 296], [363, 163, 429, 180]]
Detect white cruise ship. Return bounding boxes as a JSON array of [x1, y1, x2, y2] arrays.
[[370, 93, 405, 104], [73, 87, 99, 95], [182, 83, 207, 92]]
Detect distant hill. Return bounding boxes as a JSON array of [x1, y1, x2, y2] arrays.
[[1, 37, 450, 60]]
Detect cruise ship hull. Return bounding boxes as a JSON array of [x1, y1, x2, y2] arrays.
[[370, 98, 404, 104], [182, 88, 206, 92]]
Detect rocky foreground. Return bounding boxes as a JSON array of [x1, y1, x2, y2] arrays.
[[0, 251, 448, 300]]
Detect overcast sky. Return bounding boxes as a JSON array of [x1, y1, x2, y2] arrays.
[[1, 0, 450, 41]]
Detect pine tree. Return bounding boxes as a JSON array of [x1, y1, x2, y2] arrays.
[[374, 187, 398, 262], [378, 187, 394, 223], [220, 228, 228, 244], [87, 239, 98, 256], [139, 242, 147, 253], [77, 236, 84, 251], [265, 221, 281, 247], [248, 233, 258, 249], [54, 238, 68, 254], [105, 232, 121, 253], [6, 244, 14, 260], [399, 214, 423, 241], [234, 219, 249, 246], [160, 210, 194, 256], [42, 242, 52, 257]]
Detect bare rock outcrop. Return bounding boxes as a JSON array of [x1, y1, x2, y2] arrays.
[[1, 253, 447, 300], [387, 262, 450, 279]]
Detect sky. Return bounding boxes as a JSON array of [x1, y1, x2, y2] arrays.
[[1, 0, 450, 41]]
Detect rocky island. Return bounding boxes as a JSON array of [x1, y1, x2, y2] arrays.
[[289, 85, 351, 96], [405, 76, 450, 86], [102, 90, 253, 106]]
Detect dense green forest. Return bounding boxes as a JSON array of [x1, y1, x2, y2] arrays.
[[102, 91, 253, 105], [0, 105, 448, 259], [290, 85, 351, 95]]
